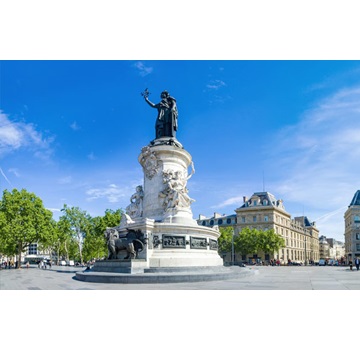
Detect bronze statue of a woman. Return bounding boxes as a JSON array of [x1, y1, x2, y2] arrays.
[[143, 89, 178, 139]]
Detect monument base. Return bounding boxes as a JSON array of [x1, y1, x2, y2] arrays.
[[90, 259, 148, 274], [75, 265, 256, 284]]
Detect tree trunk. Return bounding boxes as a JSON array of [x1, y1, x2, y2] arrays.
[[57, 245, 60, 265], [78, 240, 83, 265], [76, 228, 83, 264], [17, 242, 23, 269], [64, 241, 69, 261]]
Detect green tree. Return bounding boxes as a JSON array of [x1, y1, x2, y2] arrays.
[[234, 228, 285, 261], [0, 189, 53, 268], [59, 204, 92, 264], [234, 227, 261, 257], [258, 229, 285, 256], [218, 226, 234, 256], [83, 209, 122, 261]]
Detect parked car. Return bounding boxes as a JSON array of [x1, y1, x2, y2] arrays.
[[318, 259, 326, 266], [60, 260, 66, 266]]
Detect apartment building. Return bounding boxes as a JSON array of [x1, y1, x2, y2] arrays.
[[198, 191, 320, 264], [344, 190, 360, 262]]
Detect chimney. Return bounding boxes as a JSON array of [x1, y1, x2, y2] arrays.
[[243, 196, 247, 203]]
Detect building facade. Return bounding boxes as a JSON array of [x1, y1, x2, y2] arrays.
[[344, 190, 360, 262], [326, 238, 345, 261], [319, 235, 330, 259], [198, 191, 320, 264]]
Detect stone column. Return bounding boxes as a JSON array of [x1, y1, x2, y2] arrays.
[[138, 140, 197, 225]]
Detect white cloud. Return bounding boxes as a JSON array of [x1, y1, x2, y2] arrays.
[[70, 121, 81, 131], [211, 195, 244, 209], [133, 61, 153, 77], [0, 167, 11, 185], [58, 176, 73, 185], [0, 110, 54, 159], [267, 86, 360, 239], [86, 184, 128, 203], [206, 80, 226, 90], [8, 168, 20, 177]]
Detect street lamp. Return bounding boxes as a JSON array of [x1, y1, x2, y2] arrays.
[[303, 215, 307, 266], [231, 229, 235, 266]]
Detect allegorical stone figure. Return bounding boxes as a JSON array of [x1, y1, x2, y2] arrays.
[[143, 89, 178, 139], [159, 162, 195, 211], [125, 185, 144, 219]]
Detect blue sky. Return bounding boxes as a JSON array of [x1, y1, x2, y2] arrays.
[[2, 0, 360, 343], [1, 60, 360, 241]]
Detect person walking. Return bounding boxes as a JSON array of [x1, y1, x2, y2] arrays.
[[355, 257, 360, 271], [349, 259, 353, 270]]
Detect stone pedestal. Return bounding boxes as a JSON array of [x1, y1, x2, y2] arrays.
[[138, 139, 197, 225], [87, 138, 224, 281], [91, 259, 148, 274]]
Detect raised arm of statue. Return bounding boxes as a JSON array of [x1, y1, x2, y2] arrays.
[[144, 96, 156, 108]]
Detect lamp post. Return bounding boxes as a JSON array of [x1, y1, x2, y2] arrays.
[[303, 215, 307, 266], [304, 235, 307, 266], [231, 229, 235, 266]]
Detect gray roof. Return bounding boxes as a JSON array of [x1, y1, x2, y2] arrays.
[[239, 191, 285, 210], [349, 190, 360, 206]]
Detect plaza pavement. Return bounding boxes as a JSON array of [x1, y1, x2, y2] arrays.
[[1, 264, 360, 290]]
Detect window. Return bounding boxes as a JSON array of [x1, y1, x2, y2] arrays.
[[264, 215, 268, 222], [241, 216, 246, 223], [218, 219, 223, 225], [28, 243, 38, 255], [210, 220, 214, 226], [357, 244, 360, 251], [253, 216, 257, 222], [355, 215, 360, 223], [356, 233, 360, 240], [202, 221, 206, 226], [226, 218, 231, 224]]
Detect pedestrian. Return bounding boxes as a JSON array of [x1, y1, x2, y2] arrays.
[[26, 261, 29, 269], [349, 259, 353, 270], [355, 257, 360, 271]]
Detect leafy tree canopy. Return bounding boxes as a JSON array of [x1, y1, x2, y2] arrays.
[[234, 227, 285, 257], [0, 188, 53, 266], [218, 226, 234, 254]]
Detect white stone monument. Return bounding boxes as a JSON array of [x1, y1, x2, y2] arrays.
[[92, 89, 224, 273]]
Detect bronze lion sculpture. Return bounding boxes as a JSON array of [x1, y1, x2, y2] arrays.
[[104, 228, 146, 260]]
